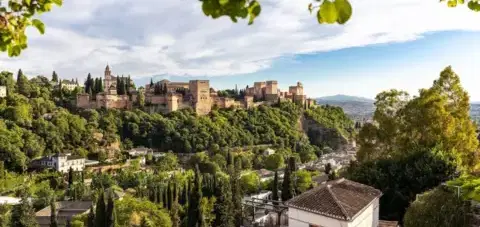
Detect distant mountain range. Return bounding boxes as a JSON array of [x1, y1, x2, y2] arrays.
[[316, 95, 374, 103], [315, 94, 480, 123]]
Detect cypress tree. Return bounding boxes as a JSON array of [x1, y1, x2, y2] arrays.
[[122, 79, 127, 96], [106, 193, 117, 227], [95, 192, 106, 227], [158, 186, 163, 206], [50, 196, 58, 227], [87, 204, 95, 227], [99, 79, 104, 92], [187, 165, 203, 227], [85, 73, 92, 93], [171, 182, 180, 227], [52, 71, 58, 83], [272, 171, 279, 205], [167, 182, 172, 210], [0, 161, 4, 180], [163, 83, 167, 94], [163, 186, 168, 209], [214, 177, 234, 227], [180, 183, 187, 205], [281, 165, 294, 202], [231, 159, 242, 227], [149, 78, 154, 89], [68, 167, 74, 188]]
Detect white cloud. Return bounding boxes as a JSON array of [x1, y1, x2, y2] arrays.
[[0, 0, 479, 81]]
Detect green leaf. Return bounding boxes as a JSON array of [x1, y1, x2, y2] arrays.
[[319, 0, 338, 24], [447, 0, 457, 7], [247, 1, 261, 25], [219, 0, 229, 6], [51, 0, 63, 6], [308, 3, 313, 14], [334, 0, 352, 24], [468, 1, 480, 11], [25, 0, 31, 6], [317, 9, 325, 24], [458, 0, 465, 4], [32, 19, 45, 34], [202, 1, 213, 16]]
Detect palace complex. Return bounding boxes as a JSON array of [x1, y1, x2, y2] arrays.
[[76, 65, 316, 115]]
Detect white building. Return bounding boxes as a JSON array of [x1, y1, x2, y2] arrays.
[[38, 154, 86, 173], [60, 79, 79, 91], [286, 178, 382, 227], [0, 85, 6, 98], [263, 148, 276, 156], [0, 196, 21, 205]]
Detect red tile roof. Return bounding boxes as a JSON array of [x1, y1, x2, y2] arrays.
[[286, 178, 382, 221]]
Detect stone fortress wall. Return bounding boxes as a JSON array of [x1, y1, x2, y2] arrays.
[[77, 65, 316, 115]]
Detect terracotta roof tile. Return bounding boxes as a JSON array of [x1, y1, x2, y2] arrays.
[[286, 178, 382, 221]]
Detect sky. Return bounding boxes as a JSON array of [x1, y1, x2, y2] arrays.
[[1, 0, 480, 100]]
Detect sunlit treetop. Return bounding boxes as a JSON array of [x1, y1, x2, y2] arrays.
[[0, 0, 62, 57]]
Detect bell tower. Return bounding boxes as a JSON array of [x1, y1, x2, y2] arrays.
[[104, 64, 111, 94]]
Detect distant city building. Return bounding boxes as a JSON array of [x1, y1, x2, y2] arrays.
[[77, 65, 314, 115], [286, 178, 382, 227], [34, 154, 86, 173], [0, 85, 6, 98], [263, 148, 276, 156]]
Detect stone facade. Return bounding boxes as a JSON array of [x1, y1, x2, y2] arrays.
[[76, 65, 313, 115]]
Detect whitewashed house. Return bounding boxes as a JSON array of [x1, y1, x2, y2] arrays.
[[38, 154, 86, 173], [0, 86, 6, 98], [286, 178, 382, 227]]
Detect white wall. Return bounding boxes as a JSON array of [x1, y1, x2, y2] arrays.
[[288, 198, 379, 227], [288, 208, 349, 227]]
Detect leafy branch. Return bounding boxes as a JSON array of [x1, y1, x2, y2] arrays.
[[0, 0, 62, 57]]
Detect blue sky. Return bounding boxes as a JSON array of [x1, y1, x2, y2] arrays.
[[1, 0, 480, 100], [144, 31, 480, 100]]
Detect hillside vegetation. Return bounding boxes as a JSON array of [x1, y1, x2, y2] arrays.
[[0, 69, 355, 173]]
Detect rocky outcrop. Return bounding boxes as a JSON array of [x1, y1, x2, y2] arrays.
[[300, 114, 351, 151]]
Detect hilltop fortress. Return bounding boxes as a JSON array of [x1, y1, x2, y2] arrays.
[[77, 65, 316, 115]]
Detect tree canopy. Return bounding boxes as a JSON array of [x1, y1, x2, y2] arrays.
[[357, 66, 479, 171]]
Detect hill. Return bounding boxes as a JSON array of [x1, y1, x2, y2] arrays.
[[316, 94, 374, 103]]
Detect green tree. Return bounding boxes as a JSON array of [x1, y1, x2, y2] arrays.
[[50, 197, 58, 227], [404, 187, 470, 227], [272, 171, 279, 205], [171, 184, 180, 227], [357, 67, 479, 171], [10, 194, 38, 227], [240, 171, 260, 194], [213, 176, 234, 227], [295, 170, 313, 193], [187, 166, 203, 227], [281, 164, 294, 201], [106, 193, 117, 227], [68, 167, 74, 188], [51, 71, 58, 83], [346, 150, 456, 221], [95, 192, 106, 227], [87, 204, 95, 227], [137, 92, 145, 107], [16, 69, 31, 97], [264, 153, 284, 171], [231, 159, 243, 227]]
